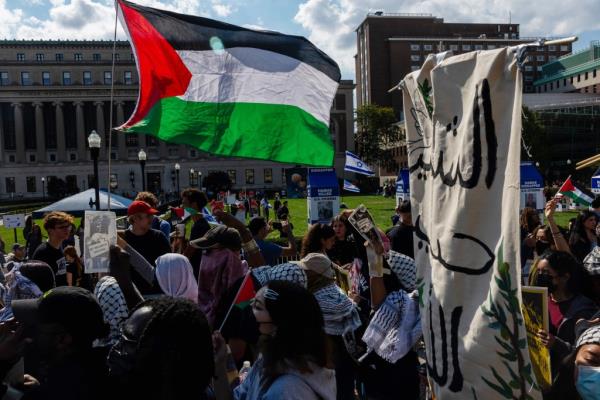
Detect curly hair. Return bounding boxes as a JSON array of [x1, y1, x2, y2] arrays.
[[540, 251, 583, 294], [128, 297, 214, 399], [300, 223, 335, 258], [260, 280, 328, 391], [519, 207, 540, 234], [569, 210, 597, 248], [42, 211, 74, 230]]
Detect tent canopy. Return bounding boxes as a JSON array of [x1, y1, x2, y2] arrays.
[[32, 189, 133, 218]]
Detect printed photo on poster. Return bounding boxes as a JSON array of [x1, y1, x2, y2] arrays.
[[285, 168, 308, 199], [348, 204, 382, 247], [521, 286, 551, 390], [84, 211, 117, 273], [317, 200, 334, 221]]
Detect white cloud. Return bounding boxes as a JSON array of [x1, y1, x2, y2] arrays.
[[212, 1, 233, 17], [294, 0, 600, 78], [0, 0, 25, 38]]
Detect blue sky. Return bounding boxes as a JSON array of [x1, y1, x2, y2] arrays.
[[2, 0, 600, 79]]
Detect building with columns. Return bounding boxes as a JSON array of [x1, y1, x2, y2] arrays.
[[0, 40, 354, 201]]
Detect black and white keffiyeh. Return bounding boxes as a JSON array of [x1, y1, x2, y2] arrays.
[[386, 251, 417, 291], [252, 263, 307, 288], [362, 290, 421, 363], [94, 276, 129, 347], [313, 284, 362, 336], [583, 247, 600, 275], [577, 324, 600, 348]]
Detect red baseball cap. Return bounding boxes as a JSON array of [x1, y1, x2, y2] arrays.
[[127, 200, 159, 216]]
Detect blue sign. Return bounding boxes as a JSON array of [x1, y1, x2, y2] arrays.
[[307, 168, 340, 197], [520, 162, 544, 190], [396, 169, 410, 194], [592, 167, 600, 194]]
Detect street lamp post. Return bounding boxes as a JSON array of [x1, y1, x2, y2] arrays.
[[41, 177, 45, 202], [88, 130, 101, 210], [190, 168, 195, 187], [138, 149, 147, 191], [198, 171, 203, 189], [175, 163, 181, 193]]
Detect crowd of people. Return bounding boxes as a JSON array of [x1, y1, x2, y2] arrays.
[[0, 190, 597, 399]]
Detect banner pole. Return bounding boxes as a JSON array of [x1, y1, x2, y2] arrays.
[[107, 0, 119, 211]]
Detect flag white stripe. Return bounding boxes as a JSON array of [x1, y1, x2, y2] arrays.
[[176, 48, 338, 125]]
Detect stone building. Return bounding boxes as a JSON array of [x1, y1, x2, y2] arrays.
[[0, 40, 354, 201]]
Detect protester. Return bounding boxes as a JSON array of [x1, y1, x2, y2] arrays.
[[328, 215, 357, 266], [591, 196, 600, 219], [63, 245, 84, 288], [277, 200, 289, 220], [26, 225, 42, 261], [107, 297, 214, 400], [0, 270, 43, 322], [181, 188, 211, 278], [13, 286, 110, 400], [94, 276, 129, 347], [300, 224, 336, 258], [123, 200, 171, 295], [535, 251, 597, 377], [18, 261, 56, 293], [273, 194, 281, 217], [4, 244, 26, 273], [23, 215, 33, 243], [569, 211, 598, 262], [387, 200, 414, 258], [582, 248, 600, 305], [32, 211, 73, 287], [213, 280, 336, 400], [135, 191, 171, 241], [520, 207, 541, 269], [573, 322, 600, 400], [248, 217, 296, 266], [260, 197, 271, 220]]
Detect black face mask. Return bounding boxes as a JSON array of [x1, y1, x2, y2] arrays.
[[535, 240, 551, 256], [536, 273, 556, 293]]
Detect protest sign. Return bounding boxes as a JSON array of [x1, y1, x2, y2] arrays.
[[348, 204, 382, 247], [83, 211, 117, 273], [3, 214, 25, 229], [307, 168, 340, 225], [521, 286, 551, 391], [402, 47, 540, 399]]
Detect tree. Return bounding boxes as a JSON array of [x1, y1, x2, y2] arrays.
[[521, 107, 550, 179], [355, 104, 403, 172], [202, 171, 232, 199]]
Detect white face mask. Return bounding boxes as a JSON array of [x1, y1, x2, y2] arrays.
[[576, 365, 600, 400]]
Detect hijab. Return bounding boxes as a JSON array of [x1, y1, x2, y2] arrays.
[[155, 253, 198, 303]]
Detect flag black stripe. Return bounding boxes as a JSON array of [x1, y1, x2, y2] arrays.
[[122, 0, 341, 82]]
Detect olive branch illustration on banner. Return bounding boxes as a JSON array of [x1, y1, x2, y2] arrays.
[[478, 241, 540, 400]]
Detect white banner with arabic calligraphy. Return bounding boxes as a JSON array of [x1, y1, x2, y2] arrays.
[[402, 48, 541, 399]]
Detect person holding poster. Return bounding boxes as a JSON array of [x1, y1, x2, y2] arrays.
[[522, 286, 552, 391]]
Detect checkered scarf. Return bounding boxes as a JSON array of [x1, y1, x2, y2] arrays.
[[252, 263, 307, 288], [386, 251, 417, 291], [94, 276, 129, 347], [313, 284, 362, 336], [583, 247, 600, 275], [577, 324, 600, 348]]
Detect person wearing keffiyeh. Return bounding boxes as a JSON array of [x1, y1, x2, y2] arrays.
[[94, 276, 129, 347]]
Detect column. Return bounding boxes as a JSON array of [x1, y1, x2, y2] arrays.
[[11, 102, 25, 163], [95, 101, 106, 159], [74, 101, 86, 161], [116, 102, 127, 160], [53, 101, 66, 162], [33, 102, 46, 163]]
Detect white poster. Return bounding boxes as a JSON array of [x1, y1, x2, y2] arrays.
[[83, 211, 117, 273], [402, 48, 540, 399], [3, 214, 25, 229]]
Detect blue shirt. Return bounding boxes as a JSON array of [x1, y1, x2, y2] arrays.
[[152, 217, 171, 241], [255, 238, 283, 266]]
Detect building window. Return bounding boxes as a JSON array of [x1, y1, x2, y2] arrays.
[[411, 65, 420, 71], [245, 169, 254, 184], [550, 82, 553, 89], [74, 53, 83, 61], [524, 76, 533, 82], [450, 44, 458, 51], [8, 155, 15, 163], [26, 177, 36, 193], [585, 72, 589, 80], [462, 44, 471, 51], [49, 153, 56, 162], [487, 45, 497, 49], [537, 66, 543, 72], [113, 53, 120, 61], [124, 71, 132, 85], [536, 55, 545, 62], [264, 168, 273, 184], [578, 74, 581, 82], [0, 72, 8, 86], [83, 71, 92, 85], [42, 71, 51, 86], [410, 55, 420, 61], [93, 53, 101, 61], [549, 56, 557, 61], [557, 80, 560, 88], [564, 79, 567, 86], [189, 170, 198, 186], [69, 153, 77, 161], [35, 53, 44, 61], [29, 154, 36, 162], [474, 44, 483, 50], [560, 45, 569, 51], [189, 149, 197, 158], [423, 44, 432, 51], [227, 169, 237, 184], [410, 44, 420, 51], [548, 45, 556, 51], [110, 152, 117, 160], [544, 84, 547, 92], [104, 71, 112, 85], [55, 53, 63, 61], [570, 76, 574, 84], [594, 69, 597, 78], [16, 53, 25, 61], [21, 72, 32, 86], [5, 177, 15, 193], [525, 66, 533, 72], [63, 71, 71, 85]]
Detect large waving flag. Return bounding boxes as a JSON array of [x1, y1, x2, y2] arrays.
[[556, 176, 593, 206], [343, 180, 360, 193], [116, 0, 340, 166], [344, 151, 375, 176]]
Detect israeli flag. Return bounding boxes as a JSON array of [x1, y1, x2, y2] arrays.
[[343, 180, 360, 193], [344, 151, 375, 176], [202, 207, 219, 224]]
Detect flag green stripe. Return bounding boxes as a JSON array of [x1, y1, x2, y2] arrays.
[[123, 96, 334, 166], [563, 190, 591, 206]]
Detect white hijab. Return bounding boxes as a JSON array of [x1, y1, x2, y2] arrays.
[[155, 253, 198, 303]]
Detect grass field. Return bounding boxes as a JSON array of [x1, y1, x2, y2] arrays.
[[0, 196, 584, 249]]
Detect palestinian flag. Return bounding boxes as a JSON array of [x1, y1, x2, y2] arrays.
[[233, 273, 255, 309], [116, 0, 340, 166], [556, 176, 594, 206]]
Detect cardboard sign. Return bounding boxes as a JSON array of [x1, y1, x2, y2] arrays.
[[83, 211, 117, 273], [522, 286, 551, 390], [3, 214, 25, 229]]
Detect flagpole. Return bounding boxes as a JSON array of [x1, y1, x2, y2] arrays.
[[107, 0, 119, 211], [553, 174, 572, 200], [218, 270, 252, 331]]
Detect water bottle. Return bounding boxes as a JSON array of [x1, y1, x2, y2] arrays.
[[238, 361, 251, 383]]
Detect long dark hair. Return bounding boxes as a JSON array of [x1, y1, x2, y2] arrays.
[[520, 207, 539, 234], [300, 224, 335, 258], [260, 280, 328, 390], [330, 215, 352, 240], [540, 250, 583, 294], [569, 210, 597, 247]]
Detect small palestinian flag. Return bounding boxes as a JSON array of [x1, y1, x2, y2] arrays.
[[116, 0, 340, 166], [556, 176, 594, 206], [233, 273, 256, 309]]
